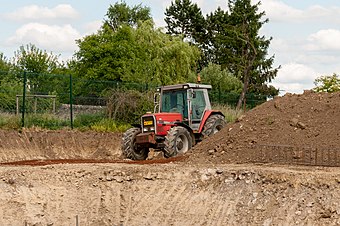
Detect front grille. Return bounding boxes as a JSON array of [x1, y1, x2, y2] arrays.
[[142, 116, 155, 133]]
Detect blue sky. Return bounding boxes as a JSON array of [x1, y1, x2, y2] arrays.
[[1, 0, 340, 94]]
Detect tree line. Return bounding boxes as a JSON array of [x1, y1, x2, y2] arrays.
[[1, 0, 337, 113]]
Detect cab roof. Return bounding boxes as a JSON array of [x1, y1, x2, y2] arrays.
[[158, 83, 212, 91]]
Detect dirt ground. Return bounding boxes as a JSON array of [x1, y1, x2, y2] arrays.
[[0, 91, 340, 226]]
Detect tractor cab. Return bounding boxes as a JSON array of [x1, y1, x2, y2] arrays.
[[156, 83, 212, 131]]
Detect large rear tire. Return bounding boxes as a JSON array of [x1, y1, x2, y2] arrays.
[[202, 114, 226, 137], [122, 128, 149, 160], [164, 126, 192, 158]]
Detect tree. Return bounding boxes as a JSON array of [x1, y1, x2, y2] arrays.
[[205, 7, 229, 65], [314, 73, 340, 93], [165, 0, 206, 44], [73, 21, 200, 85], [13, 43, 64, 94], [220, 0, 278, 109], [127, 21, 200, 85], [165, 0, 206, 68], [200, 63, 243, 93], [14, 44, 60, 74], [0, 53, 10, 71], [105, 1, 152, 31]]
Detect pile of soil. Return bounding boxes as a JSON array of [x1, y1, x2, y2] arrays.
[[189, 91, 340, 165]]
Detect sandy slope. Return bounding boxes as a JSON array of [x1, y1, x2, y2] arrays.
[[0, 162, 339, 226]]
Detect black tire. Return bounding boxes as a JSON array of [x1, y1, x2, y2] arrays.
[[122, 127, 149, 160], [202, 114, 226, 137], [164, 126, 192, 158]]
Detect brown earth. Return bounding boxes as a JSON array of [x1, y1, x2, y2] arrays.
[[0, 91, 340, 225], [189, 91, 340, 166]]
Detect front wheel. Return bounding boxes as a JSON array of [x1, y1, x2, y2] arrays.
[[122, 127, 149, 160], [164, 126, 192, 158], [202, 114, 226, 137]]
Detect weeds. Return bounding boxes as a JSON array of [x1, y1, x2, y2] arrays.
[[212, 103, 244, 123]]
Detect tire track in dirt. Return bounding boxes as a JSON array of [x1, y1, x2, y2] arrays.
[[195, 184, 218, 225], [162, 184, 192, 225], [142, 183, 178, 225], [144, 183, 187, 225], [206, 186, 229, 226]]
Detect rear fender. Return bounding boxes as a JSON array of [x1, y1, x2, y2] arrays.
[[198, 110, 224, 133]]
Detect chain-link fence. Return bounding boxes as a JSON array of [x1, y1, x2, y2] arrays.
[[0, 70, 268, 129]]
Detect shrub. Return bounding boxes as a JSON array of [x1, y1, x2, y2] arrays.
[[104, 89, 153, 124]]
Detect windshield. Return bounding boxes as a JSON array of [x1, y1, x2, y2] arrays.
[[161, 90, 188, 119]]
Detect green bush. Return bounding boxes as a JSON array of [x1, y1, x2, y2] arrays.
[[91, 119, 130, 132], [73, 113, 104, 128], [0, 113, 21, 129], [104, 89, 154, 124], [24, 114, 69, 130]]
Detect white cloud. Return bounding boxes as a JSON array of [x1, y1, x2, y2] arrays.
[[271, 63, 319, 94], [4, 4, 79, 22], [84, 20, 102, 35], [254, 0, 340, 23], [305, 29, 340, 51], [7, 23, 81, 53]]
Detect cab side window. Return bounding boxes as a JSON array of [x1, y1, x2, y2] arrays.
[[191, 90, 206, 120]]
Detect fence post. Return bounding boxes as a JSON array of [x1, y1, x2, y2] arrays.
[[21, 71, 27, 128], [69, 74, 74, 129]]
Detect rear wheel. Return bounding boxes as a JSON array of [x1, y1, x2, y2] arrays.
[[202, 114, 226, 137], [164, 126, 192, 158], [122, 128, 149, 160]]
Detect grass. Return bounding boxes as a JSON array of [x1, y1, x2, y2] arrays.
[[212, 103, 244, 123], [0, 104, 243, 131], [0, 112, 130, 132]]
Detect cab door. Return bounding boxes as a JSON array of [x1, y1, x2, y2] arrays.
[[190, 89, 206, 131]]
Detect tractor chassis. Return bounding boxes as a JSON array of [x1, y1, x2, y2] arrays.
[[135, 132, 165, 149]]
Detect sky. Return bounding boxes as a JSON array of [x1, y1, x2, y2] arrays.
[[1, 0, 340, 95]]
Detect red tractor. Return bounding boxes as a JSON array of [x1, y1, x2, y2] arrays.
[[122, 83, 226, 160]]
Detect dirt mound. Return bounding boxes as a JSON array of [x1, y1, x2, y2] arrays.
[[189, 91, 340, 165], [0, 129, 122, 162]]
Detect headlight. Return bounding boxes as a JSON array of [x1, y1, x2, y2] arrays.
[[143, 127, 155, 132]]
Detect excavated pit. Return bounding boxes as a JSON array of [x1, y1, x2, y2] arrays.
[[0, 91, 340, 225]]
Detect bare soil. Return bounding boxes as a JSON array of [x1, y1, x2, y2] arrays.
[[0, 91, 340, 226]]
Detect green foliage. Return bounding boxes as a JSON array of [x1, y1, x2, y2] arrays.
[[0, 113, 21, 129], [105, 1, 152, 31], [165, 0, 206, 44], [212, 103, 243, 123], [0, 71, 22, 112], [12, 44, 68, 95], [24, 114, 69, 130], [73, 113, 130, 132], [105, 89, 154, 124], [73, 20, 200, 85], [73, 113, 105, 128], [208, 0, 278, 108], [0, 53, 10, 71], [313, 73, 340, 93], [125, 21, 200, 85], [91, 119, 130, 132], [200, 63, 243, 93], [14, 44, 60, 73]]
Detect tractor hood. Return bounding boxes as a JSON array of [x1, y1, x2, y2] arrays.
[[141, 112, 183, 136]]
